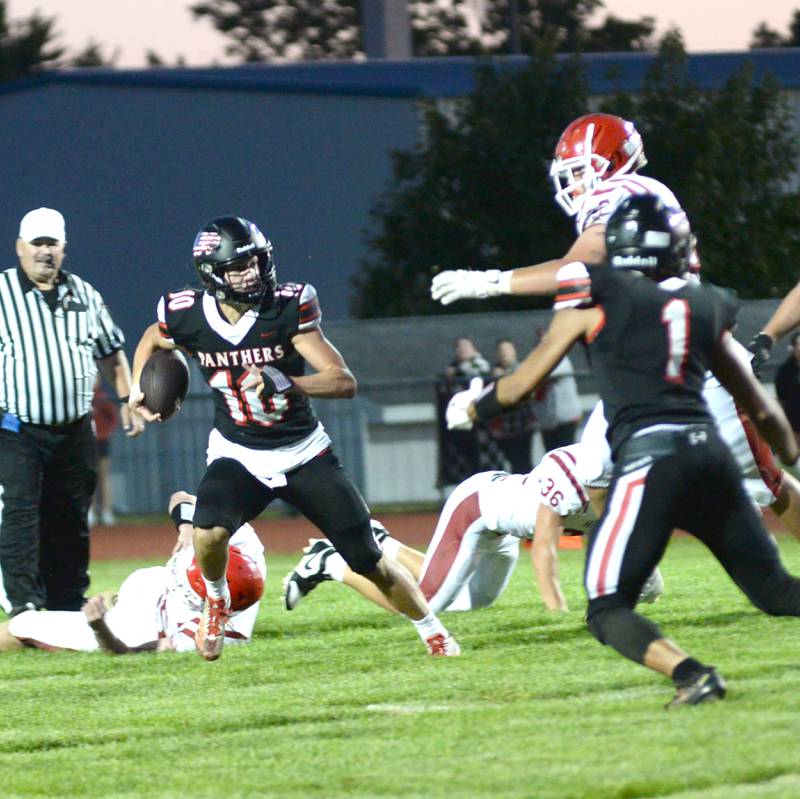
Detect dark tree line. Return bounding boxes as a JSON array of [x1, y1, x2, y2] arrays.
[[190, 0, 656, 61], [351, 33, 800, 317]]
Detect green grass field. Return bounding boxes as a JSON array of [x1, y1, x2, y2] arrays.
[[4, 535, 800, 799]]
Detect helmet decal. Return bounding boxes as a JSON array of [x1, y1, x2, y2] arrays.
[[193, 231, 222, 258]]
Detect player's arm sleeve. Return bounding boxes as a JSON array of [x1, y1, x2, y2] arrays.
[[89, 285, 126, 359], [297, 284, 322, 332], [537, 449, 591, 517], [553, 262, 593, 311], [156, 296, 177, 344]]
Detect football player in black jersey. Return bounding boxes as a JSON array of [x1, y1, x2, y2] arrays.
[[129, 216, 459, 661], [447, 194, 800, 707]]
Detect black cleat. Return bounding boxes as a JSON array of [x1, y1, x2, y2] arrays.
[[666, 667, 727, 709], [282, 539, 334, 610]]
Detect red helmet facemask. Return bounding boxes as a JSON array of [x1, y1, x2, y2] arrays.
[[550, 113, 647, 217], [187, 546, 264, 612]]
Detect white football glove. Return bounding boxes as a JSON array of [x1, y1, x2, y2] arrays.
[[430, 269, 511, 306], [445, 377, 484, 430]]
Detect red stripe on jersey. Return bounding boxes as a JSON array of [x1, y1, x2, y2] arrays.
[[158, 322, 172, 339], [590, 177, 650, 198], [548, 451, 589, 511], [596, 475, 646, 595], [555, 290, 591, 303], [558, 277, 591, 288], [586, 307, 606, 343], [419, 492, 481, 601], [738, 410, 782, 499], [558, 448, 576, 465]]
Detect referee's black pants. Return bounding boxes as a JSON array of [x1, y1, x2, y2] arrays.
[[0, 415, 97, 614]]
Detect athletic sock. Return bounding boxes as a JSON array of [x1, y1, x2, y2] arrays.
[[411, 612, 448, 642], [672, 657, 706, 684], [203, 576, 230, 605]]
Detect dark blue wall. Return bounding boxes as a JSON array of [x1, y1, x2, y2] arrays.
[[0, 83, 419, 344]]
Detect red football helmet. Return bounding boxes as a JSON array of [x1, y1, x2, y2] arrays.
[[550, 113, 647, 217], [187, 546, 264, 612]]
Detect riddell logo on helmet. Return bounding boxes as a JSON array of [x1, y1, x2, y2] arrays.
[[612, 255, 658, 267], [236, 243, 256, 254]]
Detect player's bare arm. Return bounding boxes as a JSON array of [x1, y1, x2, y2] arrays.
[[468, 307, 599, 422], [530, 504, 568, 612], [96, 350, 145, 437], [244, 327, 356, 400], [749, 279, 800, 370], [430, 226, 606, 304], [82, 596, 159, 655], [128, 322, 177, 421], [508, 226, 607, 296], [711, 331, 800, 466], [169, 491, 197, 553]]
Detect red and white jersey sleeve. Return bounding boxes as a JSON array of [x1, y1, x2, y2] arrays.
[[275, 282, 321, 332], [553, 261, 592, 311], [530, 444, 601, 535], [156, 295, 176, 344], [576, 174, 682, 234], [162, 523, 266, 652]]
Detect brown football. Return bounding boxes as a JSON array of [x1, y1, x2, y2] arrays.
[[139, 349, 190, 420]]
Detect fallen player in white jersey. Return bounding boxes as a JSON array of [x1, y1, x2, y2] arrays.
[[282, 444, 663, 615], [0, 492, 266, 654]]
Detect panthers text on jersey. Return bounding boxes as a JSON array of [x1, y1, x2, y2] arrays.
[[157, 283, 322, 448], [555, 264, 738, 455]]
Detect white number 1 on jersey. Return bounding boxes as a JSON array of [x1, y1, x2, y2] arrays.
[[661, 298, 690, 383]]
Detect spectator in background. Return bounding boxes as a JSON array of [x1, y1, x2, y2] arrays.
[[530, 328, 582, 451], [90, 377, 120, 526], [437, 337, 492, 486], [444, 336, 491, 386], [489, 339, 537, 473], [775, 332, 800, 446]]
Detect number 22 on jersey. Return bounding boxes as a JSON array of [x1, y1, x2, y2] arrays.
[[208, 369, 288, 426]]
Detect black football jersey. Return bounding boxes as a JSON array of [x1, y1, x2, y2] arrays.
[[157, 282, 322, 448], [554, 263, 738, 454]]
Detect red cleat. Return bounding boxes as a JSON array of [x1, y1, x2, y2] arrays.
[[195, 596, 231, 661], [425, 633, 461, 657]]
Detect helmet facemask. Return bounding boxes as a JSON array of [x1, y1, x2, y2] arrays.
[[193, 217, 277, 306], [550, 116, 647, 217]]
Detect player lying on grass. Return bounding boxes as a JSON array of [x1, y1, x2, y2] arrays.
[[283, 444, 663, 615], [0, 493, 265, 654]]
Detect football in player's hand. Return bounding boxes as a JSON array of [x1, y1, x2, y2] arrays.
[[139, 350, 190, 420]]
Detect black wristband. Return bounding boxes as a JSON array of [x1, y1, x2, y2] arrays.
[[118, 395, 129, 405], [473, 381, 505, 421], [169, 501, 194, 531]]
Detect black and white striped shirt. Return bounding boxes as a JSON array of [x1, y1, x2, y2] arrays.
[[0, 266, 125, 425]]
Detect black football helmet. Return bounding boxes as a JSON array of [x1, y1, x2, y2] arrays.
[[605, 194, 694, 280], [192, 216, 276, 304]]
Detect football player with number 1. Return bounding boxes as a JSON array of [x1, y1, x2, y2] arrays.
[[129, 216, 459, 661], [431, 112, 800, 542]]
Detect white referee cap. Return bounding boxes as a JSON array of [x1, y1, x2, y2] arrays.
[[18, 207, 66, 243]]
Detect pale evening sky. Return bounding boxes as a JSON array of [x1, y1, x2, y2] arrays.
[[7, 0, 800, 68]]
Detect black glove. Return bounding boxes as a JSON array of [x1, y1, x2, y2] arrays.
[[260, 365, 292, 397], [748, 332, 773, 377]]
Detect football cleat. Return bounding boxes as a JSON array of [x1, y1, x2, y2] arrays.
[[425, 633, 461, 657], [638, 567, 665, 604], [282, 539, 335, 611], [195, 596, 231, 662], [666, 667, 726, 709]]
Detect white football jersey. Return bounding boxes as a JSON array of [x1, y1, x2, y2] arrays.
[[149, 523, 266, 652], [478, 443, 601, 538], [576, 173, 681, 235]]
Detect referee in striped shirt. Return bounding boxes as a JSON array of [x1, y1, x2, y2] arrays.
[[0, 208, 144, 618]]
